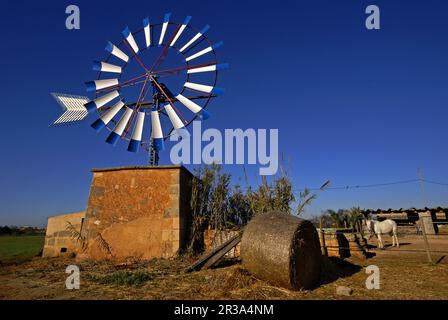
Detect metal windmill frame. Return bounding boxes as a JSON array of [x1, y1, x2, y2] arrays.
[[51, 13, 227, 166]]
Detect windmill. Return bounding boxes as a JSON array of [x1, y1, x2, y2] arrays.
[[51, 13, 227, 165]]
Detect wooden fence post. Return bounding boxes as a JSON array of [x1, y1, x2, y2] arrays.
[[419, 219, 433, 264], [319, 218, 328, 256]]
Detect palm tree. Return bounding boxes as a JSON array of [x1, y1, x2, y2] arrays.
[[344, 207, 363, 232], [324, 209, 346, 228]]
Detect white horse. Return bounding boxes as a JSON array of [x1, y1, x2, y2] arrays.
[[365, 219, 399, 249]]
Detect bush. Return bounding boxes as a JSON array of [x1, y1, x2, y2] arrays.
[[188, 164, 298, 254]]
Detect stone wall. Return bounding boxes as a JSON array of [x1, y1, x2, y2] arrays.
[[42, 211, 85, 257], [79, 165, 193, 261]]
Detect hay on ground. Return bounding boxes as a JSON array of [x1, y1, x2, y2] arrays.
[[241, 211, 322, 290]]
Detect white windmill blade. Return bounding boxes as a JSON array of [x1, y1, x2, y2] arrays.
[[85, 78, 119, 92], [187, 63, 229, 74], [179, 25, 210, 53], [150, 109, 165, 151], [93, 61, 122, 74], [159, 12, 171, 45], [106, 107, 134, 146], [122, 26, 139, 54], [50, 93, 89, 126], [91, 100, 125, 132], [184, 82, 224, 95], [164, 104, 185, 129], [84, 90, 119, 113], [175, 93, 210, 119], [170, 16, 191, 47], [105, 41, 129, 62], [185, 41, 223, 62], [128, 111, 145, 152], [143, 17, 151, 47]]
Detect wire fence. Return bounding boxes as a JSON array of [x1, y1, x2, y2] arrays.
[[317, 222, 448, 262]]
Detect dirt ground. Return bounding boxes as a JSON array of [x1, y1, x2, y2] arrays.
[[0, 235, 447, 300]]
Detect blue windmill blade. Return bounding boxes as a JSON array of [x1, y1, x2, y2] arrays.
[[127, 111, 145, 152], [175, 93, 210, 120], [179, 25, 210, 53], [158, 12, 171, 45], [150, 108, 165, 151], [91, 100, 125, 132], [105, 107, 134, 146], [170, 15, 192, 47]]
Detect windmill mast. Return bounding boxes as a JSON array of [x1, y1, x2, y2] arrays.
[[149, 142, 159, 166]]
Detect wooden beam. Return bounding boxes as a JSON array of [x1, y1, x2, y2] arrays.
[[185, 232, 243, 273]]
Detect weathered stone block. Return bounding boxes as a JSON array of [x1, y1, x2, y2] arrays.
[[42, 211, 85, 258], [80, 166, 193, 261]]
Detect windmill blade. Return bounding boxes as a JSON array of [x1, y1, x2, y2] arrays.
[[50, 93, 89, 126], [170, 16, 191, 47], [122, 26, 139, 54], [93, 61, 122, 74], [143, 17, 151, 47], [159, 13, 171, 45], [179, 25, 210, 53], [175, 93, 210, 119], [105, 41, 129, 62], [184, 82, 224, 95], [150, 109, 165, 151], [106, 107, 134, 146], [187, 63, 229, 74], [164, 104, 185, 129], [91, 100, 125, 132], [85, 79, 119, 92], [127, 111, 145, 152], [185, 41, 223, 62], [84, 90, 119, 113]]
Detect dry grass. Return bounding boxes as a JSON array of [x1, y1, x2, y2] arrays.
[[1, 239, 447, 300]]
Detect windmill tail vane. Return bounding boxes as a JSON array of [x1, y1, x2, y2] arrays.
[[50, 13, 228, 165], [50, 93, 89, 127]]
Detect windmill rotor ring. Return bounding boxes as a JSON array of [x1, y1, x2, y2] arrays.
[[81, 14, 227, 154]]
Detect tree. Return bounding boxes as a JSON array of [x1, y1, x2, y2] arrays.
[[345, 206, 363, 231]]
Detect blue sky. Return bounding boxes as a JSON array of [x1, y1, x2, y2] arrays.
[[1, 0, 447, 226]]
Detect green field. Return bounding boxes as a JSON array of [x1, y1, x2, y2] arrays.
[[0, 235, 45, 263]]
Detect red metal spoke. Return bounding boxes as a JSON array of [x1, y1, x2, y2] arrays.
[[124, 40, 148, 72], [149, 75, 188, 124], [96, 79, 147, 94], [149, 41, 171, 73], [149, 24, 181, 73], [95, 72, 148, 94], [135, 78, 150, 110], [123, 76, 151, 135]]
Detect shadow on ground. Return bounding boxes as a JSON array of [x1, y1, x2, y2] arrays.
[[210, 257, 241, 269], [367, 242, 411, 250], [319, 256, 362, 286]]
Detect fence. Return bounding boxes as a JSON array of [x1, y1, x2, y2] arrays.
[[202, 217, 448, 264], [317, 219, 448, 264]]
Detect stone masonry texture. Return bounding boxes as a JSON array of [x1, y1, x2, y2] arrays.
[[78, 165, 193, 261], [42, 211, 86, 257]]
